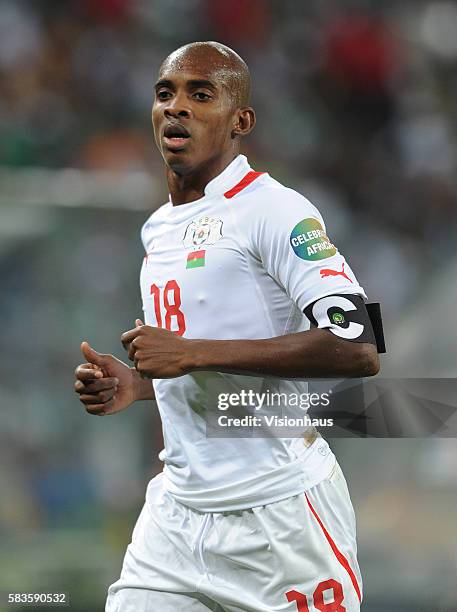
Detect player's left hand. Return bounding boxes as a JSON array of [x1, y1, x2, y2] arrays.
[[121, 319, 192, 379]]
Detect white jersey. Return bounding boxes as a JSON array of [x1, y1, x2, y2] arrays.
[[140, 155, 366, 512]]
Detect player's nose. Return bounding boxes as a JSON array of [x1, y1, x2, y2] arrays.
[[164, 91, 191, 119]]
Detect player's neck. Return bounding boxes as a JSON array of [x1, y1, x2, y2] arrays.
[[166, 150, 239, 206]]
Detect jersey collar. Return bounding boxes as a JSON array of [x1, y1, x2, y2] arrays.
[[203, 154, 251, 198]]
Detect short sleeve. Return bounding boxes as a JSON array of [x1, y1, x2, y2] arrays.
[[244, 186, 367, 312]]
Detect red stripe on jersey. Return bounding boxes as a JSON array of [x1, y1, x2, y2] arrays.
[[305, 493, 362, 603], [223, 171, 265, 199]]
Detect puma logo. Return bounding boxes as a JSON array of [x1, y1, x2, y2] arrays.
[[320, 263, 353, 283]]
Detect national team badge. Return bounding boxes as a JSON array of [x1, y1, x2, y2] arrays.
[[183, 216, 223, 248]]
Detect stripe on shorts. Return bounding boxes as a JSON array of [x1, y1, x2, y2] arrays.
[[305, 493, 362, 602]]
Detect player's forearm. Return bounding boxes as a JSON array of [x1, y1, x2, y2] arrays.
[[188, 328, 379, 378], [132, 368, 156, 400]]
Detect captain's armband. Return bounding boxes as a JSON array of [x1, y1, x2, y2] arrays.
[[304, 294, 379, 346]]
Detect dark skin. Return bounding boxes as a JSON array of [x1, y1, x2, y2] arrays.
[[75, 42, 379, 415], [153, 41, 255, 204]]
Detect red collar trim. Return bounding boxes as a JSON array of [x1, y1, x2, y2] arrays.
[[223, 171, 265, 199]]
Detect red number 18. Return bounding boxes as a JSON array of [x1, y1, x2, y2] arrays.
[[286, 579, 345, 611], [150, 280, 186, 336]]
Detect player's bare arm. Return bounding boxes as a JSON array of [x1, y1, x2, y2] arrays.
[[75, 326, 155, 416], [121, 323, 379, 380]]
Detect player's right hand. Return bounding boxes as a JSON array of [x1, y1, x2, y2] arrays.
[[74, 342, 137, 416]]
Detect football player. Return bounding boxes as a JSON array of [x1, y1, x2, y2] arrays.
[[75, 41, 380, 612]]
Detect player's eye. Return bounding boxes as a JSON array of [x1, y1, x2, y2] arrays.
[[156, 90, 172, 100], [193, 91, 212, 101]]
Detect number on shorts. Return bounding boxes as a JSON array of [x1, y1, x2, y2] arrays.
[[286, 579, 345, 611], [313, 579, 345, 611], [286, 590, 310, 611]]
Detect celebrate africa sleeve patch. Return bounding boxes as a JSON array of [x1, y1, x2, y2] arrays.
[[187, 250, 206, 269], [290, 218, 337, 261]]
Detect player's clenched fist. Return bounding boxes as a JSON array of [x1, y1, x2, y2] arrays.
[[121, 319, 193, 379], [74, 342, 137, 416]]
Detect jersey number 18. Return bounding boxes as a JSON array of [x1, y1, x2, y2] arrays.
[[150, 280, 186, 336]]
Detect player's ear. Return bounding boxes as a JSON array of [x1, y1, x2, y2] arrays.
[[232, 107, 256, 139]]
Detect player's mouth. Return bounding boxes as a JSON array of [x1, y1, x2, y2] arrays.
[[163, 123, 191, 151]]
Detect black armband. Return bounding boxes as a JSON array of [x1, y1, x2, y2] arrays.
[[304, 294, 378, 347], [366, 302, 386, 353]]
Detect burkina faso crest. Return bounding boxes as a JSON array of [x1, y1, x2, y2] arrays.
[[183, 216, 223, 248]]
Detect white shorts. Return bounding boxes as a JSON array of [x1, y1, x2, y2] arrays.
[[106, 462, 362, 611]]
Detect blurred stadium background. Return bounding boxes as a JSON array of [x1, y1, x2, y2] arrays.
[[0, 0, 456, 610]]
